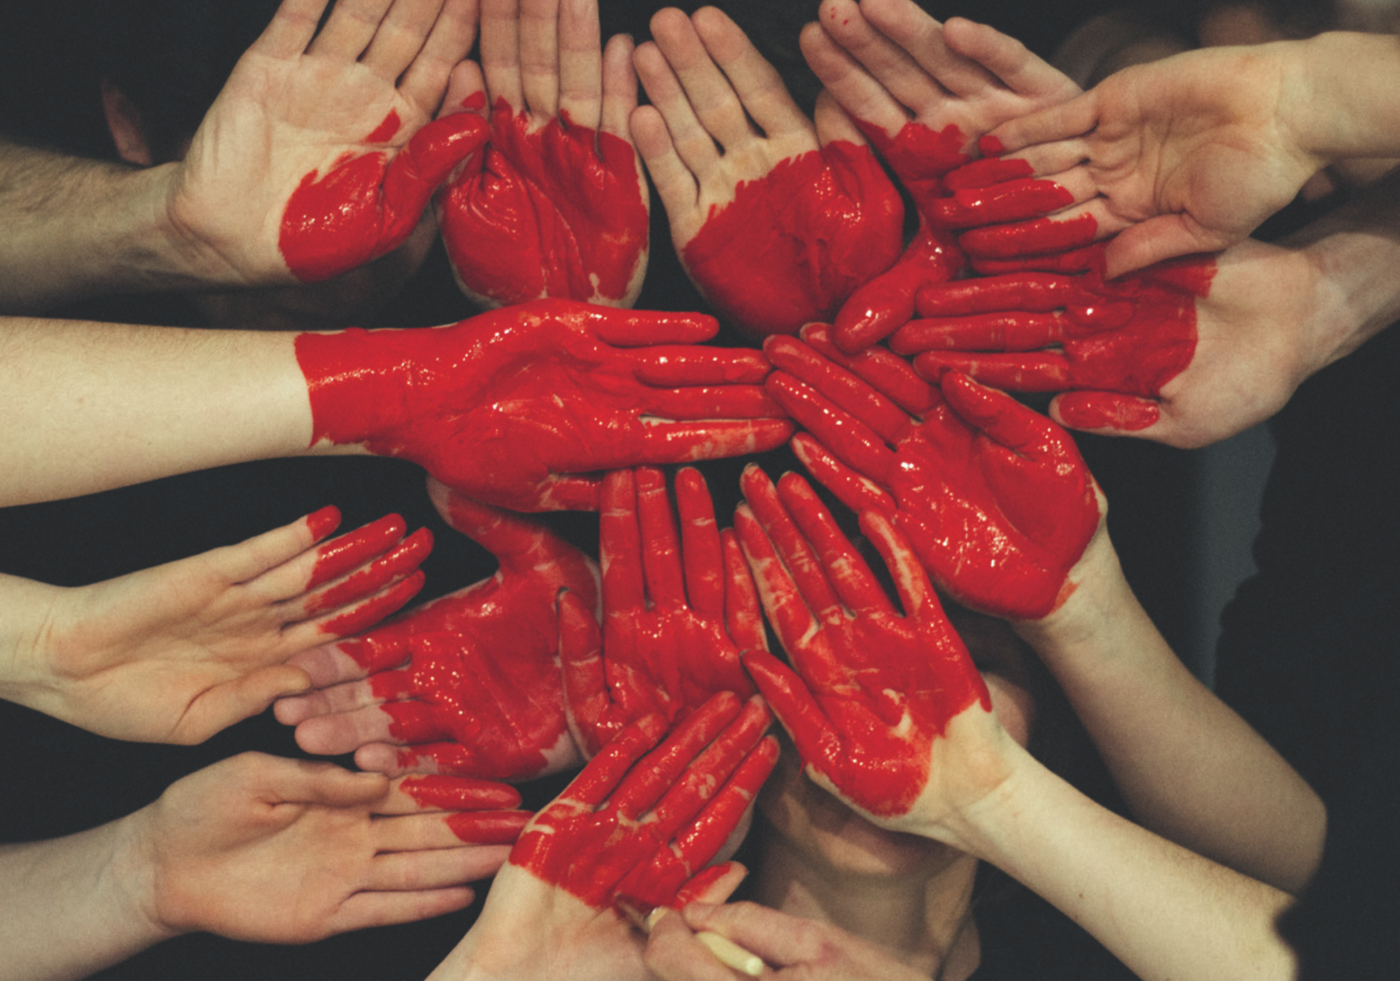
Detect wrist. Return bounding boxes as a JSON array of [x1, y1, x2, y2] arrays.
[[294, 326, 424, 457], [1289, 32, 1400, 166]]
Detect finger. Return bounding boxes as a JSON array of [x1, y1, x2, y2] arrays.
[[479, 0, 525, 111], [940, 370, 1063, 456], [374, 809, 530, 849], [379, 113, 491, 245], [306, 513, 408, 590], [789, 431, 895, 516], [800, 323, 940, 417], [637, 466, 685, 607], [721, 529, 767, 654], [601, 468, 646, 613], [626, 346, 773, 387], [957, 211, 1100, 260], [764, 335, 909, 442], [739, 649, 836, 771], [675, 468, 725, 620], [913, 350, 1070, 392], [671, 735, 777, 867], [1103, 214, 1235, 280], [278, 669, 411, 728], [765, 372, 898, 485], [968, 243, 1104, 276], [268, 756, 392, 807], [557, 588, 612, 757], [632, 40, 722, 203], [308, 570, 427, 639], [813, 88, 867, 147], [562, 711, 670, 810], [366, 842, 516, 891], [589, 308, 720, 346], [327, 887, 477, 935], [532, 473, 604, 511], [639, 384, 788, 423], [441, 57, 488, 116], [776, 472, 893, 617], [983, 87, 1100, 156], [630, 101, 704, 243], [600, 32, 640, 139], [295, 699, 421, 755], [300, 528, 433, 618], [857, 508, 938, 620], [557, 0, 603, 129], [308, 0, 394, 59], [1051, 390, 1161, 435], [690, 5, 812, 145], [360, 0, 444, 81], [733, 477, 827, 642], [610, 691, 745, 820], [890, 311, 1071, 354], [517, 0, 561, 117], [931, 177, 1079, 229], [394, 773, 523, 812], [632, 418, 797, 464], [648, 8, 757, 155], [832, 226, 965, 353], [679, 900, 833, 969], [178, 665, 314, 742], [801, 4, 918, 140], [913, 269, 1093, 316], [251, 0, 332, 59], [400, 0, 482, 110], [644, 903, 751, 981]]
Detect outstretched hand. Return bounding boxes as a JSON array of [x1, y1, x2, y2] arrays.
[[429, 694, 778, 981], [277, 480, 598, 781], [295, 299, 795, 511], [631, 6, 903, 339], [764, 325, 1102, 619], [734, 466, 1006, 832], [801, 1, 1081, 350], [559, 466, 762, 758], [3, 507, 429, 744], [170, 0, 485, 285], [437, 0, 650, 308], [131, 753, 523, 943]]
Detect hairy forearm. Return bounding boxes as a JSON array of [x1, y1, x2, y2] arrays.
[[0, 316, 319, 506], [0, 819, 170, 981], [0, 140, 231, 313], [949, 745, 1299, 981], [1015, 533, 1325, 893]]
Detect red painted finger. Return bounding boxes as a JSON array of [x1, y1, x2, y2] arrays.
[[732, 504, 816, 662], [589, 310, 720, 347], [400, 774, 524, 811], [379, 113, 491, 247], [675, 468, 725, 621], [533, 473, 605, 512], [764, 336, 909, 442], [775, 473, 893, 618], [890, 312, 1070, 355], [959, 212, 1098, 259], [558, 588, 613, 758], [610, 692, 744, 820], [635, 418, 797, 463], [914, 270, 1095, 317], [1054, 390, 1161, 433], [737, 467, 842, 628], [940, 372, 1062, 457], [637, 466, 686, 608], [969, 244, 1103, 276], [445, 810, 534, 845], [799, 324, 940, 419], [740, 649, 837, 772], [942, 156, 1035, 192], [721, 529, 768, 656], [627, 347, 775, 387], [832, 226, 965, 354], [931, 178, 1074, 229], [317, 570, 425, 637], [305, 527, 433, 615], [563, 713, 671, 810], [913, 351, 1071, 392], [602, 468, 646, 614], [308, 513, 408, 589], [857, 509, 938, 622], [640, 385, 789, 423], [765, 374, 897, 485], [789, 433, 895, 517]]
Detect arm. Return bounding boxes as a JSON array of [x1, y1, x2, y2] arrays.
[[734, 468, 1298, 981], [0, 507, 428, 743], [0, 300, 792, 510], [0, 753, 526, 981], [983, 30, 1400, 276], [0, 0, 483, 311], [437, 0, 649, 308]]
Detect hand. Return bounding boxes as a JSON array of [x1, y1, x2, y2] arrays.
[[980, 41, 1324, 278], [129, 753, 523, 943], [764, 325, 1102, 619], [801, 1, 1081, 350], [4, 507, 428, 744], [645, 902, 930, 981], [169, 0, 484, 285], [294, 299, 795, 511], [558, 466, 762, 758], [431, 694, 778, 981], [277, 480, 598, 781], [630, 7, 903, 340], [436, 0, 649, 308], [735, 466, 1006, 833]]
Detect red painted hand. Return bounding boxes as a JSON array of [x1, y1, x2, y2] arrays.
[[278, 482, 599, 781], [295, 299, 795, 511], [559, 467, 763, 758], [895, 245, 1217, 434], [734, 467, 993, 825], [764, 325, 1102, 620]]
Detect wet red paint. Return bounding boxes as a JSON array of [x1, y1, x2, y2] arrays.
[[735, 469, 992, 818], [1055, 391, 1160, 431], [364, 109, 402, 144], [400, 774, 523, 811], [854, 118, 969, 219], [438, 99, 648, 305], [307, 513, 405, 589], [908, 248, 1217, 419], [318, 572, 424, 636], [445, 811, 532, 845], [679, 141, 903, 339], [306, 528, 433, 614], [959, 212, 1098, 259], [942, 156, 1033, 192], [305, 505, 341, 542], [832, 224, 964, 353], [932, 178, 1074, 229], [279, 112, 488, 282]]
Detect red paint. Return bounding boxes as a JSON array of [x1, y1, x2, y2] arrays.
[[279, 112, 488, 282], [908, 247, 1217, 413], [306, 528, 433, 614], [364, 109, 402, 144], [679, 141, 903, 340], [295, 300, 792, 511], [307, 513, 404, 589], [343, 497, 598, 781], [561, 468, 759, 758], [438, 99, 648, 305], [978, 134, 1005, 157], [445, 810, 532, 845], [932, 179, 1074, 229], [508, 695, 776, 909], [1055, 391, 1160, 431], [854, 118, 969, 219], [959, 212, 1098, 259], [832, 224, 964, 353], [942, 156, 1033, 192], [305, 505, 341, 542], [400, 774, 523, 811], [736, 468, 991, 818], [762, 334, 1102, 620], [318, 571, 424, 636]]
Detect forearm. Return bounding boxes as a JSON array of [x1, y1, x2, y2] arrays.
[[0, 316, 322, 506], [0, 819, 171, 981], [0, 141, 234, 313], [946, 745, 1298, 981], [1015, 532, 1325, 893], [1288, 32, 1400, 167]]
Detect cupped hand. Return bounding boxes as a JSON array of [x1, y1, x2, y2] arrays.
[[735, 466, 1008, 833], [764, 325, 1102, 619], [17, 506, 428, 744], [277, 481, 598, 781], [630, 6, 903, 339], [294, 299, 795, 511], [559, 466, 762, 758], [437, 0, 650, 308], [170, 0, 484, 285], [130, 753, 522, 943]]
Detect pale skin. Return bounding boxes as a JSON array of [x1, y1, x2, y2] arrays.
[[983, 30, 1400, 278], [0, 752, 518, 981], [0, 0, 478, 313], [0, 508, 428, 744]]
